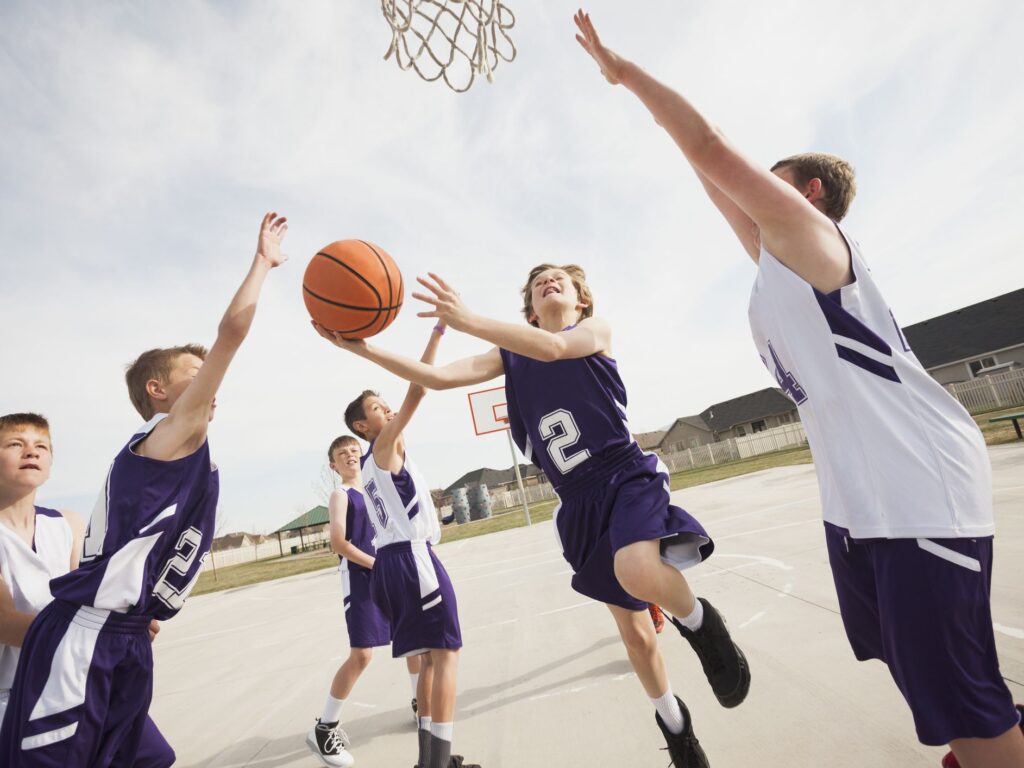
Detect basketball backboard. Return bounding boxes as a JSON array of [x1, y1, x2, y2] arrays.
[[468, 385, 509, 436]]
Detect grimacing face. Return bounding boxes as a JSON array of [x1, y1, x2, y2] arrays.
[[530, 268, 581, 321]]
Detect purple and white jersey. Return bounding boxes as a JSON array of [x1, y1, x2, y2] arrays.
[[500, 345, 632, 491], [338, 484, 373, 573], [748, 225, 992, 539], [360, 446, 440, 548], [49, 414, 219, 620]]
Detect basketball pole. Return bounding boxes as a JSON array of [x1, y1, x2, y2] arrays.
[[506, 429, 532, 526]]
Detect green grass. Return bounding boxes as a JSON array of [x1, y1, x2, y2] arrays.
[[192, 407, 1021, 596]]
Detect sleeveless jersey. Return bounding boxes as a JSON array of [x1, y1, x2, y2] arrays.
[[337, 484, 374, 573], [0, 508, 72, 690], [747, 225, 992, 539], [500, 346, 632, 491], [360, 446, 440, 548], [49, 414, 220, 619]]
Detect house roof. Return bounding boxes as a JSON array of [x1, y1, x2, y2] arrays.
[[901, 288, 1024, 369], [633, 430, 667, 450], [443, 463, 544, 494], [699, 387, 796, 432], [274, 506, 329, 534]]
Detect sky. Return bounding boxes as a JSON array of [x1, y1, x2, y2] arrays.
[[2, 0, 1022, 535]]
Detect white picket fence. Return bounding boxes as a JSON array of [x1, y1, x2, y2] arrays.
[[200, 533, 328, 571], [945, 368, 1024, 413]]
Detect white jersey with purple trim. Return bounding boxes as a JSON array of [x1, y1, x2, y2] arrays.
[[360, 448, 440, 549], [0, 508, 72, 693], [748, 225, 992, 539]]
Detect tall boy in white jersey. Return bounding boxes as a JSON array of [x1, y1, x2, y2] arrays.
[[0, 213, 289, 767], [307, 434, 423, 768], [0, 413, 174, 768], [316, 266, 751, 767], [313, 321, 477, 768], [573, 10, 1024, 767]]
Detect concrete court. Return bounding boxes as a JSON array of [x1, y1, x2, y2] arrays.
[[151, 443, 1024, 768]]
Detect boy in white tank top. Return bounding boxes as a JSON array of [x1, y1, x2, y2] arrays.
[[573, 10, 1023, 767], [0, 413, 175, 767]]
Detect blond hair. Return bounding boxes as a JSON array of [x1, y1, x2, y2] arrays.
[[125, 344, 208, 419], [521, 264, 594, 327], [771, 152, 857, 221]]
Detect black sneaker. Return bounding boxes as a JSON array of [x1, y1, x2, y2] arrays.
[[411, 697, 418, 724], [448, 757, 481, 768], [305, 718, 354, 767], [671, 598, 751, 708], [655, 696, 708, 768]]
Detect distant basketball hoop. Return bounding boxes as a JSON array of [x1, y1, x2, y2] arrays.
[[467, 385, 531, 525], [380, 0, 517, 92]]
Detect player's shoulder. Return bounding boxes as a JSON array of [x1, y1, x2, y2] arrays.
[[58, 509, 86, 535]]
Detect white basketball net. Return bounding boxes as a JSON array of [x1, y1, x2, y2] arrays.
[[381, 0, 517, 92]]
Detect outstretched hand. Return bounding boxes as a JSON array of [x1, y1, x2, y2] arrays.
[[574, 9, 625, 85], [413, 273, 472, 330], [311, 320, 369, 354], [256, 212, 289, 268]]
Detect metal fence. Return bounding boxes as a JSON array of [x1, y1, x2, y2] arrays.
[[945, 368, 1024, 413]]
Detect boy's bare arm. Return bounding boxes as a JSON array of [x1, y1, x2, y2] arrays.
[[329, 489, 375, 569], [574, 11, 850, 292], [0, 574, 35, 647], [140, 213, 289, 461], [415, 273, 612, 361]]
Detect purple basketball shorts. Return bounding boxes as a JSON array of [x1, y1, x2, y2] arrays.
[[371, 541, 462, 658], [341, 564, 391, 649], [552, 442, 714, 611], [824, 522, 1019, 745], [0, 600, 161, 767]]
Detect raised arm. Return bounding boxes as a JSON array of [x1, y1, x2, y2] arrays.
[[140, 213, 289, 461], [414, 273, 612, 361], [328, 489, 374, 570], [573, 11, 851, 292]]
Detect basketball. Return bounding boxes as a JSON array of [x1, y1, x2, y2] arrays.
[[303, 240, 404, 339]]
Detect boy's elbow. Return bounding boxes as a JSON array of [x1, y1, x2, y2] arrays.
[[541, 337, 567, 362]]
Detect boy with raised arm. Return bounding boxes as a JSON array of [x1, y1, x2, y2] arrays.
[[316, 267, 750, 767], [314, 321, 478, 768], [0, 213, 288, 767], [572, 9, 1024, 767]]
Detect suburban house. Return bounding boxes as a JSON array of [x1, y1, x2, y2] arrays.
[[901, 287, 1024, 385], [438, 463, 547, 506], [211, 531, 268, 552]]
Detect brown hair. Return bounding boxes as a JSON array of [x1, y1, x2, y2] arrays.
[[327, 435, 361, 463], [0, 412, 51, 439], [344, 390, 379, 440], [521, 264, 594, 327], [125, 344, 208, 419], [770, 152, 856, 221]]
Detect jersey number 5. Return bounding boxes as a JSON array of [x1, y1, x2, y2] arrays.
[[363, 479, 389, 528], [539, 409, 591, 474]]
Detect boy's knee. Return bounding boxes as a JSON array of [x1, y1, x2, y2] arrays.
[[619, 621, 657, 657], [352, 648, 373, 668]]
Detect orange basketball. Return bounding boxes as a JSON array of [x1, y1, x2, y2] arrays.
[[303, 240, 404, 339]]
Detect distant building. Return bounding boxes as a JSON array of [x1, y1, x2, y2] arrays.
[[211, 531, 268, 552], [439, 463, 546, 506], [902, 287, 1024, 385]]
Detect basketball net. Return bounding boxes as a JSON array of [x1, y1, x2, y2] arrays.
[[380, 0, 517, 92]]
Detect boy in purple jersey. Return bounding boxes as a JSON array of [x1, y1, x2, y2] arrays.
[[0, 213, 289, 767], [316, 268, 750, 767], [572, 9, 1024, 768], [307, 434, 423, 767], [0, 413, 174, 768]]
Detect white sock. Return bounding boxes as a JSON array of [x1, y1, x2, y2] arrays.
[[320, 694, 345, 724], [430, 721, 454, 742], [675, 598, 704, 632], [651, 688, 686, 735], [418, 715, 432, 731], [409, 672, 420, 698]]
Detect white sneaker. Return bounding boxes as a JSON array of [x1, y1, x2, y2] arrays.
[[306, 718, 355, 767]]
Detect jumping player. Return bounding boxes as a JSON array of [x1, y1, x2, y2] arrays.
[[316, 267, 750, 767], [0, 413, 174, 768], [0, 213, 289, 767], [572, 10, 1024, 767], [307, 434, 423, 767], [313, 321, 477, 768]]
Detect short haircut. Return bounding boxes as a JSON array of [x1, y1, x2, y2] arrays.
[[0, 412, 51, 438], [770, 152, 857, 222], [344, 390, 379, 440], [521, 264, 594, 328], [327, 435, 361, 463], [125, 344, 208, 420]]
